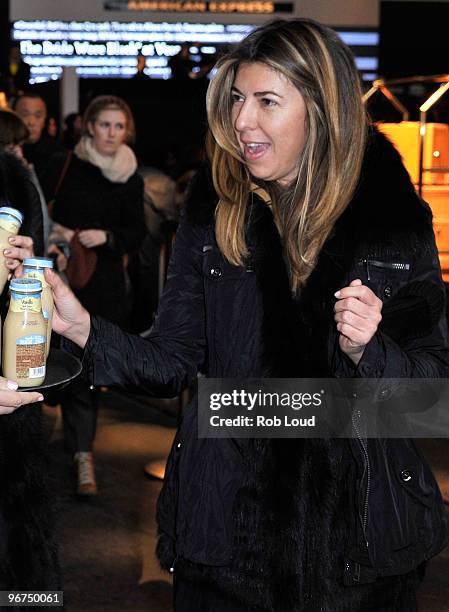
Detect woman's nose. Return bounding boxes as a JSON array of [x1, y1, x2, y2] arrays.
[[234, 101, 256, 132]]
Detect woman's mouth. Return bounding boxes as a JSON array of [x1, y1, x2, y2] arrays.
[[243, 142, 270, 161]]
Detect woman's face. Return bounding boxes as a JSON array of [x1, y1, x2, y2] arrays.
[[88, 109, 128, 156], [231, 62, 307, 187]]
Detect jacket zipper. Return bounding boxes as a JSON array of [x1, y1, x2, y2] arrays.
[[358, 258, 410, 281], [351, 409, 370, 552], [169, 555, 178, 574]]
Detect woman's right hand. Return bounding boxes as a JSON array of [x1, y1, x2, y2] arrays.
[[44, 268, 91, 349], [0, 377, 43, 415]]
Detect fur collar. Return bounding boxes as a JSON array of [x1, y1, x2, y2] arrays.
[[185, 126, 431, 240]]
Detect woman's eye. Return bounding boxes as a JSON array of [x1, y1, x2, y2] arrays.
[[231, 92, 243, 104], [261, 97, 277, 107], [116, 123, 125, 130]]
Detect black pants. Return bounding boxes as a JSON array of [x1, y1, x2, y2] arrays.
[[173, 574, 418, 612], [60, 377, 98, 453]]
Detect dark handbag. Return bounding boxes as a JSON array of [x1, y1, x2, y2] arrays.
[[65, 231, 98, 289]]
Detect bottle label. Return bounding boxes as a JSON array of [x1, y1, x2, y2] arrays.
[[0, 215, 20, 234], [42, 309, 49, 320], [10, 293, 41, 313], [23, 269, 49, 289], [16, 335, 46, 379]]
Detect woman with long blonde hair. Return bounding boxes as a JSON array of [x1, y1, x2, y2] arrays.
[[23, 19, 449, 610]]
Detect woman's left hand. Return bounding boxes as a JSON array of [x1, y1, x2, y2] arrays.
[[78, 229, 107, 248], [334, 279, 383, 366], [0, 377, 44, 414], [4, 235, 34, 273]]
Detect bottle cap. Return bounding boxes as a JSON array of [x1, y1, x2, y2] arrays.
[[10, 278, 42, 293], [0, 207, 24, 225], [23, 257, 54, 269]]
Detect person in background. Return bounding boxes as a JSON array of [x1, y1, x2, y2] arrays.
[[168, 43, 195, 80], [0, 109, 44, 254], [43, 19, 449, 611], [46, 95, 145, 496], [1, 45, 30, 99], [132, 52, 150, 80], [128, 167, 178, 333], [46, 116, 58, 139], [14, 93, 66, 181], [62, 112, 82, 150]]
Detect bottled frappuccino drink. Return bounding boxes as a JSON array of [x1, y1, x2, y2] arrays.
[[0, 206, 23, 294], [3, 278, 47, 387], [23, 258, 54, 357]]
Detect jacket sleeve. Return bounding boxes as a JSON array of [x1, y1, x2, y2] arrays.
[[66, 213, 206, 397], [333, 224, 449, 379]]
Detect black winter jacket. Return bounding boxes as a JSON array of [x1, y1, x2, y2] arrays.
[[72, 129, 449, 610]]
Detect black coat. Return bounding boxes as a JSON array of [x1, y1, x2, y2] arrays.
[[23, 135, 66, 184], [71, 129, 449, 610], [0, 406, 61, 592], [51, 154, 145, 325]]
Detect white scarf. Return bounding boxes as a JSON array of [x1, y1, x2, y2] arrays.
[[74, 136, 137, 183]]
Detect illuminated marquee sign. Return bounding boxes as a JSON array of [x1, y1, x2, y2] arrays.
[[12, 20, 379, 83], [104, 0, 294, 12]]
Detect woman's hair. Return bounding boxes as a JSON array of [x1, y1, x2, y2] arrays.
[[0, 109, 29, 148], [81, 95, 136, 144], [206, 19, 367, 290]]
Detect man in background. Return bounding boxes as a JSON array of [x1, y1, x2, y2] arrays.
[[14, 92, 66, 181]]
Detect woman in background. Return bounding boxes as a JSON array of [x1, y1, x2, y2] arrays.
[[46, 95, 145, 496]]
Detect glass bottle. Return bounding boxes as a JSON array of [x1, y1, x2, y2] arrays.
[[3, 278, 46, 387], [23, 257, 54, 357]]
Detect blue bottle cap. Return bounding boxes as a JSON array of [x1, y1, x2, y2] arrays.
[[10, 278, 42, 292], [0, 207, 23, 225], [23, 257, 54, 269]]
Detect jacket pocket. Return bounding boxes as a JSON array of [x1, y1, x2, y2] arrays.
[[176, 436, 245, 566], [388, 441, 446, 555], [356, 258, 412, 302]]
